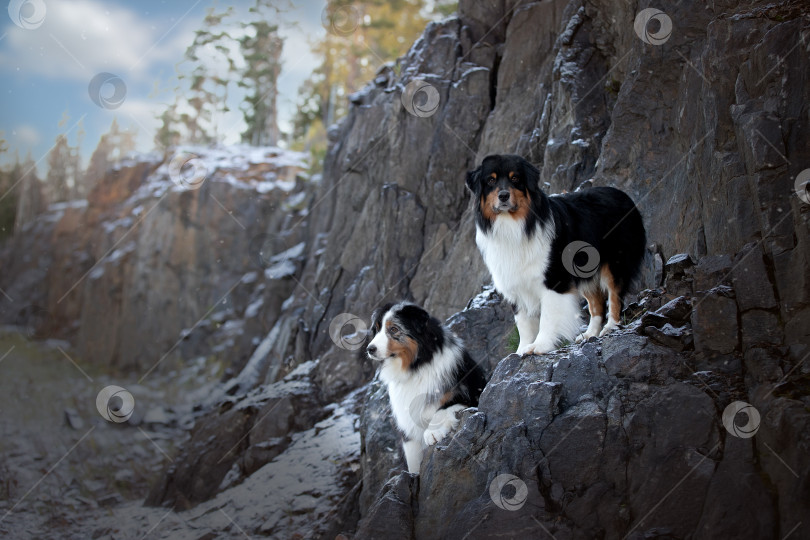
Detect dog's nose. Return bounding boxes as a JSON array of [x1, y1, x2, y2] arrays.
[[498, 190, 510, 202], [367, 344, 377, 356]]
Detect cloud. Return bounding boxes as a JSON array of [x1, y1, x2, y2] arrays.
[[11, 124, 41, 146], [0, 0, 194, 82]]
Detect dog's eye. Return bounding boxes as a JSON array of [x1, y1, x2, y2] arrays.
[[511, 175, 519, 182], [388, 325, 400, 336], [487, 177, 496, 186]]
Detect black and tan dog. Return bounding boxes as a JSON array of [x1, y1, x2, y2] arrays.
[[367, 302, 485, 473], [466, 154, 646, 355]]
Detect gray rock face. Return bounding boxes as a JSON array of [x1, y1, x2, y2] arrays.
[[692, 285, 739, 357], [355, 473, 418, 540], [357, 265, 805, 539], [0, 148, 311, 374], [446, 286, 515, 376], [145, 360, 323, 508], [260, 0, 809, 417]]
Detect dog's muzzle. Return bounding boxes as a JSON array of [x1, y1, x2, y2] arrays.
[[367, 344, 382, 362], [493, 190, 515, 213]]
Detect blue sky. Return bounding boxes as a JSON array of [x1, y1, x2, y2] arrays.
[[0, 0, 326, 173]]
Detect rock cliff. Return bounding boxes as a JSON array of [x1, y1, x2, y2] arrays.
[[356, 258, 807, 539], [259, 0, 808, 404], [141, 0, 809, 536], [0, 146, 310, 374]]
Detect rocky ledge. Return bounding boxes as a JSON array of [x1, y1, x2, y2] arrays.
[[355, 252, 809, 540]]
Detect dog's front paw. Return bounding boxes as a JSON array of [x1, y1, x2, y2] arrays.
[[423, 406, 463, 445], [576, 330, 598, 343], [518, 340, 554, 356], [599, 319, 620, 337], [423, 424, 451, 446]]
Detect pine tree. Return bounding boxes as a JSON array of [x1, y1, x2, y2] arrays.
[[0, 140, 15, 238], [12, 152, 45, 232], [46, 134, 72, 203], [68, 122, 86, 200], [0, 165, 17, 237], [177, 6, 237, 145], [43, 130, 83, 203], [85, 119, 137, 192], [154, 105, 182, 151], [154, 2, 293, 149], [239, 13, 283, 147], [292, 0, 430, 158]]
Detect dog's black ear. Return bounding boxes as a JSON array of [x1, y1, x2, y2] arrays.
[[370, 310, 382, 335], [398, 304, 428, 333], [399, 304, 446, 360], [465, 166, 482, 193], [521, 158, 541, 188], [370, 303, 394, 334], [423, 314, 445, 349]]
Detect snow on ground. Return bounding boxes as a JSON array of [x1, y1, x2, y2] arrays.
[[80, 386, 363, 539], [0, 329, 212, 539], [0, 329, 362, 539], [119, 144, 309, 212], [465, 285, 499, 310]]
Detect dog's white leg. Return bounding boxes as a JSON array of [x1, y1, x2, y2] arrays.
[[402, 438, 424, 474], [522, 291, 581, 355], [578, 315, 603, 342], [599, 266, 622, 337], [600, 316, 620, 337], [423, 404, 465, 446], [577, 288, 605, 342], [515, 310, 540, 355]]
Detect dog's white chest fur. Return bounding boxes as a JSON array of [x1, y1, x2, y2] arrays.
[[379, 343, 467, 473], [385, 376, 440, 440], [380, 343, 458, 439], [475, 217, 554, 315]]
